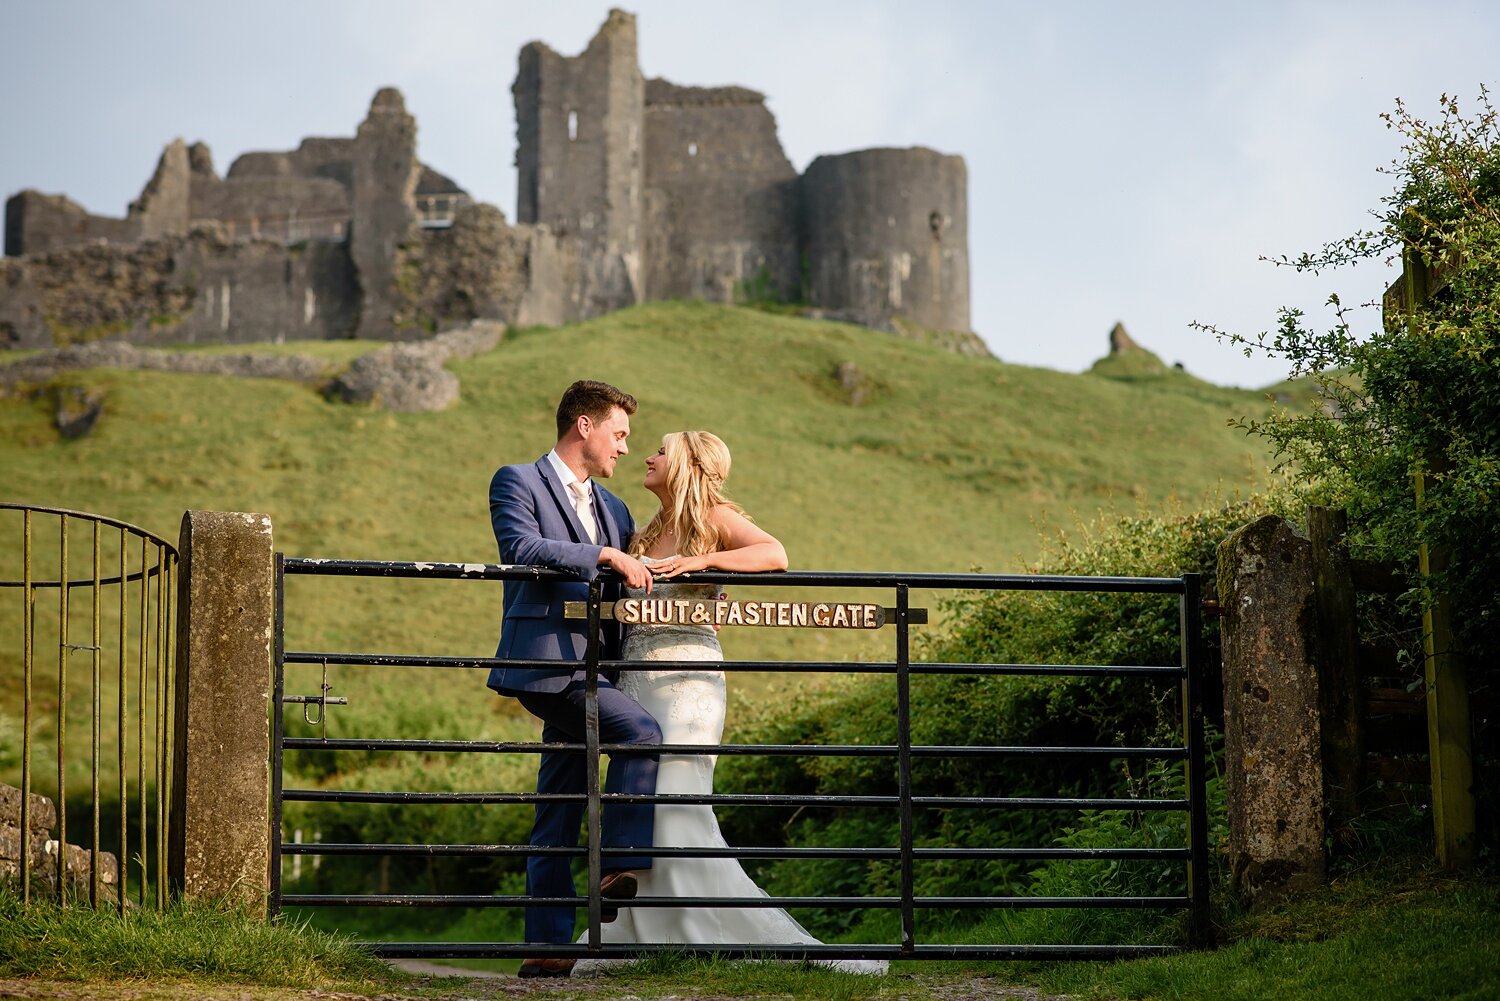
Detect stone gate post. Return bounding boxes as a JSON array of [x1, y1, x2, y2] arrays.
[[1217, 515, 1327, 910], [167, 510, 274, 914]]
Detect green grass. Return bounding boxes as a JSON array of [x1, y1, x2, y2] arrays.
[[1011, 858, 1500, 1000], [0, 886, 387, 988], [0, 300, 1284, 810], [532, 858, 1500, 999], [1, 299, 1278, 666], [3, 856, 1494, 999], [3, 301, 1277, 667], [1, 300, 1288, 961], [158, 337, 381, 371]]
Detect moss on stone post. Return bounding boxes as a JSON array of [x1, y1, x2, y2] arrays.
[[168, 510, 274, 915], [1217, 515, 1327, 910]]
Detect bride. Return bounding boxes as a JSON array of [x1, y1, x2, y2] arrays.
[[571, 430, 886, 976]]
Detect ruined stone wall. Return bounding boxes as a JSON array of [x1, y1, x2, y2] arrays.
[[4, 190, 136, 257], [190, 176, 351, 227], [3, 13, 976, 354], [7, 136, 357, 258], [513, 8, 643, 322], [351, 88, 420, 339], [642, 80, 800, 303], [0, 229, 356, 349], [514, 224, 583, 328], [129, 139, 192, 241], [394, 203, 529, 332], [802, 147, 970, 334], [227, 137, 357, 189]]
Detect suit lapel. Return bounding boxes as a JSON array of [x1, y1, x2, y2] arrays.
[[535, 456, 589, 544], [594, 486, 623, 549]]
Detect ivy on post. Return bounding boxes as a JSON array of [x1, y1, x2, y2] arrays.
[[1403, 246, 1476, 869]]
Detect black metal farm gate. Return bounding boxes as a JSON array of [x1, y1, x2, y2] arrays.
[[271, 558, 1210, 962]]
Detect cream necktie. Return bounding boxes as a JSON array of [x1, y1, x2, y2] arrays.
[[570, 481, 598, 543]]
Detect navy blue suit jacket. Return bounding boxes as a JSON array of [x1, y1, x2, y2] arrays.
[[486, 456, 635, 695]]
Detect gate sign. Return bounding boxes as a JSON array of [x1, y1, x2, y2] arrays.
[[619, 597, 884, 629], [564, 598, 928, 628]]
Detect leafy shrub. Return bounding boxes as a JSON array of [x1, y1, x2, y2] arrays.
[[719, 490, 1292, 939], [1196, 90, 1500, 853], [281, 749, 536, 896]]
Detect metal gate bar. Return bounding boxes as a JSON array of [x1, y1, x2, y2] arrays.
[[272, 556, 1209, 960]]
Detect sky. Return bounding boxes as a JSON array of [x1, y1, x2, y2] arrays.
[[5, 0, 1500, 387]]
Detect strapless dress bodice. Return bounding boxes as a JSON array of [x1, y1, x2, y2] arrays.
[[624, 556, 720, 639]]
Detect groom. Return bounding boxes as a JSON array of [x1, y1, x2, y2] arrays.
[[486, 379, 661, 978]]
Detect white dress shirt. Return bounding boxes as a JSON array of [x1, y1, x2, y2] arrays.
[[546, 449, 597, 542]]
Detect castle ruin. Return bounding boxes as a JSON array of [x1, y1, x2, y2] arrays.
[[1, 10, 973, 353]]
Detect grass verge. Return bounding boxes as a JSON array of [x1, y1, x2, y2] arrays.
[[0, 886, 388, 989], [1000, 855, 1500, 1000], [2, 856, 1496, 1000]]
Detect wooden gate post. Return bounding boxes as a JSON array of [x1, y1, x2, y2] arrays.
[[168, 510, 274, 914], [1413, 466, 1476, 868], [1306, 506, 1363, 844], [1403, 247, 1476, 869]]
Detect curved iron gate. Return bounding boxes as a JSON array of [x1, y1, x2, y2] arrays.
[[2, 502, 179, 910], [272, 558, 1208, 961]]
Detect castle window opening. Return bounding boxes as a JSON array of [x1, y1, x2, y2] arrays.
[[930, 211, 944, 237], [415, 193, 469, 230], [688, 141, 698, 157], [568, 110, 578, 141]]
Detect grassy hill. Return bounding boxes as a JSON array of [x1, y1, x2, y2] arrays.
[[0, 300, 1284, 862]]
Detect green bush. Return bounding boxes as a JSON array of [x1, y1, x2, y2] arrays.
[[719, 491, 1292, 941], [1197, 90, 1500, 853], [281, 749, 536, 896]]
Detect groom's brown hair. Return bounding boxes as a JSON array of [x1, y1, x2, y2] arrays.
[[556, 380, 637, 438]]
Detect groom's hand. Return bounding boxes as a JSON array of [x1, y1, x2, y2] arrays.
[[599, 547, 652, 592]]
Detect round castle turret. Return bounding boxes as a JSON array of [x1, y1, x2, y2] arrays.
[[802, 147, 969, 334]]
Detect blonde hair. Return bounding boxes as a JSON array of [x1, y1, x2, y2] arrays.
[[630, 431, 746, 558]]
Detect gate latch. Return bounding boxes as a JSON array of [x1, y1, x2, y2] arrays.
[[283, 661, 347, 734]]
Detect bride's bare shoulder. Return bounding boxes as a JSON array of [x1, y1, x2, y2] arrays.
[[710, 503, 751, 524]]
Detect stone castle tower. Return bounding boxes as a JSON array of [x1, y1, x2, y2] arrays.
[[513, 9, 971, 336]]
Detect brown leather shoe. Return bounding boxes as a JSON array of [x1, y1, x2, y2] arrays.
[[518, 957, 576, 978], [599, 869, 639, 922]]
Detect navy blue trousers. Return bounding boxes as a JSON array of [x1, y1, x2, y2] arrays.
[[516, 680, 662, 945]]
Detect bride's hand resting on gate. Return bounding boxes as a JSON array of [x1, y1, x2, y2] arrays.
[[649, 506, 787, 580], [649, 553, 709, 578]]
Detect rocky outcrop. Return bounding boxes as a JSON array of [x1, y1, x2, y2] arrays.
[[325, 318, 504, 411], [1108, 321, 1141, 354], [0, 340, 330, 387], [1090, 321, 1168, 378], [2, 318, 503, 414], [833, 360, 873, 405]]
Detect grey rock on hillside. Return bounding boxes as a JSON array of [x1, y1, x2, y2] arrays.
[[325, 319, 505, 412]]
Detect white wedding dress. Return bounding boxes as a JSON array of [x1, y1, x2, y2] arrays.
[[571, 561, 886, 976]]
